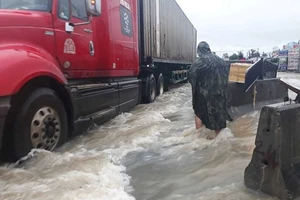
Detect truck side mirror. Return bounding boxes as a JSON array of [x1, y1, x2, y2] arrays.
[[86, 0, 101, 16], [65, 22, 74, 33]]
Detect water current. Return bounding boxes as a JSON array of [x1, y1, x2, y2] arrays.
[[0, 72, 300, 200]]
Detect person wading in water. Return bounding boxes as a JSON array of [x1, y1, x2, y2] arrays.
[[188, 41, 232, 139]]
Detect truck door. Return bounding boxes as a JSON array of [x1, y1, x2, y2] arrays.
[[53, 0, 96, 77]]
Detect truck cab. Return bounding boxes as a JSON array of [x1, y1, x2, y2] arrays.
[[0, 0, 140, 161]]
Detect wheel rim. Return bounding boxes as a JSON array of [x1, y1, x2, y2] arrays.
[[151, 81, 156, 101], [30, 107, 61, 151], [159, 78, 164, 95]]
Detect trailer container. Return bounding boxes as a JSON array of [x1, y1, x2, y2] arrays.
[[140, 0, 197, 64], [138, 0, 197, 103], [138, 0, 197, 99]]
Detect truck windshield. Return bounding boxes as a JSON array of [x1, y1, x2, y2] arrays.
[[0, 0, 52, 12]]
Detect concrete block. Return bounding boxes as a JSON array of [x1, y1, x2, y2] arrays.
[[244, 103, 300, 199], [227, 78, 288, 119]]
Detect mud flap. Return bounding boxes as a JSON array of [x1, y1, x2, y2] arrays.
[[244, 103, 300, 200]]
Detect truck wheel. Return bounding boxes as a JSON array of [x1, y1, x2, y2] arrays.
[[157, 74, 164, 96], [182, 79, 189, 83], [164, 78, 169, 92], [12, 88, 68, 159], [143, 74, 157, 103]]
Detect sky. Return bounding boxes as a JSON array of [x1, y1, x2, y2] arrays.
[[176, 0, 300, 57]]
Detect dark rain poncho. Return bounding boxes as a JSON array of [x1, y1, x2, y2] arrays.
[[188, 42, 231, 130]]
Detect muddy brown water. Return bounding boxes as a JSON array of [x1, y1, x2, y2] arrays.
[[0, 72, 299, 200]]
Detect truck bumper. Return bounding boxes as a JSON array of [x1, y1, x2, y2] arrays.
[[0, 96, 11, 152]]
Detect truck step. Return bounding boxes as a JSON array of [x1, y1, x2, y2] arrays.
[[73, 107, 117, 135], [78, 107, 116, 122]]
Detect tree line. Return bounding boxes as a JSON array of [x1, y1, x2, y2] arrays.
[[223, 49, 268, 60]]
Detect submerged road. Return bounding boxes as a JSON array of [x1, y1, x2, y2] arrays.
[[0, 72, 300, 200]]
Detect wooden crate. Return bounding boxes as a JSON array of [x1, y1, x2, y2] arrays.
[[229, 63, 252, 83]]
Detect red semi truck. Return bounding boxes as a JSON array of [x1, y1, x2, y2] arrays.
[[0, 0, 197, 160]]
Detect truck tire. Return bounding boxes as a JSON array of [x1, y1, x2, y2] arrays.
[[12, 88, 68, 160], [157, 74, 164, 96], [182, 78, 189, 83], [143, 74, 157, 103], [164, 78, 169, 92]]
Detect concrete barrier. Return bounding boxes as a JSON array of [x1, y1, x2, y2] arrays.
[[227, 78, 288, 119], [244, 103, 300, 200]]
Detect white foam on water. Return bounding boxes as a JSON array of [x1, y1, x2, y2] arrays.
[[156, 126, 235, 158], [0, 150, 135, 200], [164, 127, 211, 146], [0, 108, 174, 200], [149, 89, 190, 115], [105, 111, 170, 131], [211, 128, 234, 146]]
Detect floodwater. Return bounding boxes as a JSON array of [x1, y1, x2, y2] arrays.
[[0, 72, 300, 200]]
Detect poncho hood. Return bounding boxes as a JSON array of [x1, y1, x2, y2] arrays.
[[197, 41, 211, 56]]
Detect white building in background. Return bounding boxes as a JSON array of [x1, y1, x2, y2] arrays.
[[272, 46, 280, 58]]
